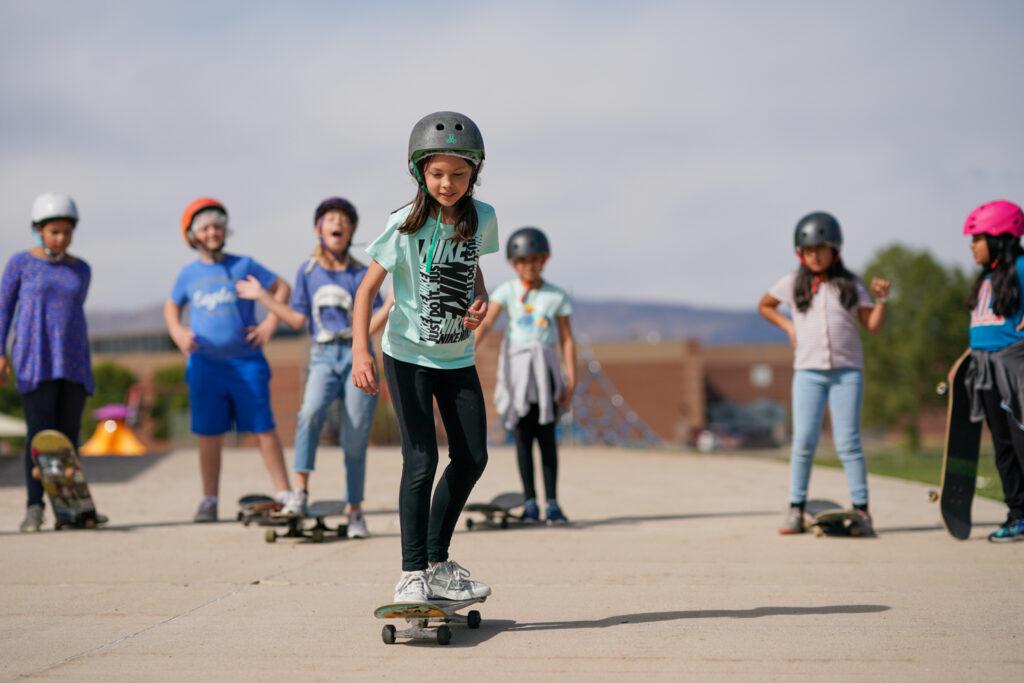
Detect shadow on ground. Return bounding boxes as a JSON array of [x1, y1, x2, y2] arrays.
[[425, 604, 892, 648], [0, 453, 168, 488]]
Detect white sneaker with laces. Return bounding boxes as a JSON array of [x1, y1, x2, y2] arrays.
[[394, 570, 430, 603], [282, 490, 307, 516], [347, 510, 369, 538], [427, 560, 491, 600]]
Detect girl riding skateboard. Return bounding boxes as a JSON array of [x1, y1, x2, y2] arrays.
[[0, 193, 106, 532], [475, 227, 577, 524], [758, 212, 890, 536], [352, 111, 498, 603], [236, 196, 392, 537], [960, 200, 1024, 542]]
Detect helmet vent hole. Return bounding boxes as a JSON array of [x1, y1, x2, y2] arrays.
[[435, 123, 445, 131], [455, 123, 464, 131]]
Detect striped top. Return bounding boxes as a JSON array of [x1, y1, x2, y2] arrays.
[[768, 270, 873, 370]]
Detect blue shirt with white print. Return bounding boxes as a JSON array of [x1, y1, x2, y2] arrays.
[[170, 254, 277, 359]]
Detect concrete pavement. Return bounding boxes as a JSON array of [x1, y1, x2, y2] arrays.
[[1, 445, 1021, 680]]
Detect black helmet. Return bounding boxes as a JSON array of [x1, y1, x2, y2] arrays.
[[407, 111, 485, 181], [794, 212, 842, 250], [314, 197, 358, 228], [506, 227, 550, 260]]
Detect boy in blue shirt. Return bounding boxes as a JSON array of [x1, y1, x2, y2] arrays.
[[163, 197, 296, 522]]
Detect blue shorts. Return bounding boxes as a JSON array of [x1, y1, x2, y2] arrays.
[[186, 353, 276, 436]]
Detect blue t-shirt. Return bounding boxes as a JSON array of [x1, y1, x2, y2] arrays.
[[969, 255, 1024, 351], [291, 259, 383, 342], [171, 254, 277, 359]]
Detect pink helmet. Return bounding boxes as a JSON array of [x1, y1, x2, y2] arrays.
[[963, 200, 1024, 238]]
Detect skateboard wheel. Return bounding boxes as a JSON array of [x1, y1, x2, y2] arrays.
[[465, 518, 475, 530], [264, 529, 276, 543], [436, 625, 452, 645], [813, 526, 824, 537], [499, 518, 509, 530], [54, 521, 63, 531], [311, 528, 325, 543], [850, 526, 862, 537], [83, 517, 97, 529], [382, 625, 396, 645], [237, 511, 243, 522], [467, 610, 481, 629], [337, 524, 348, 537], [927, 490, 939, 503], [31, 467, 40, 481]]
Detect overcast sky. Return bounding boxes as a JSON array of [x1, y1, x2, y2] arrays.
[[2, 1, 1022, 312]]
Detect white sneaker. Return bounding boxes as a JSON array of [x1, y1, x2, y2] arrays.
[[427, 560, 491, 600], [347, 510, 369, 539], [393, 570, 430, 603], [282, 490, 307, 516]]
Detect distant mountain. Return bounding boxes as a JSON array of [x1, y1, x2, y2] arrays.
[[87, 298, 786, 346]]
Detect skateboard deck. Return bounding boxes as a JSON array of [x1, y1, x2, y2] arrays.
[[936, 349, 983, 540], [264, 499, 347, 543], [30, 429, 101, 530], [464, 491, 525, 530], [237, 493, 282, 526], [375, 597, 485, 645]]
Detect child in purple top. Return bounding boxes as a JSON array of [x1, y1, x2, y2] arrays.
[[0, 193, 105, 532]]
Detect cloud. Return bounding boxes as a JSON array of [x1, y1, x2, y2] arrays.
[[1, 1, 1022, 312]]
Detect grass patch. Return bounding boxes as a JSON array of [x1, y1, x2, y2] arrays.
[[812, 444, 1004, 503]]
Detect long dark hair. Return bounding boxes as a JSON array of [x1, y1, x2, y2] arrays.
[[398, 158, 479, 242], [966, 234, 1023, 316], [793, 249, 860, 312]]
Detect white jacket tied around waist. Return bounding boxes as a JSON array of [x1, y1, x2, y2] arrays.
[[494, 339, 564, 431]]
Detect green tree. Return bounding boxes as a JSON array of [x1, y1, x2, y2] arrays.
[[861, 244, 970, 450], [82, 362, 138, 441], [149, 363, 188, 440]]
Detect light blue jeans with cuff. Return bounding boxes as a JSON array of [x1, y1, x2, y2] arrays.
[[293, 342, 378, 505], [789, 368, 869, 507]]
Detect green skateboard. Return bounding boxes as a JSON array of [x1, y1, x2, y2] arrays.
[[30, 430, 103, 530], [934, 349, 983, 540], [464, 491, 525, 530], [375, 597, 485, 645], [264, 499, 347, 543]]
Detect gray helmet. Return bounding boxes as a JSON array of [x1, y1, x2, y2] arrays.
[[506, 227, 550, 260], [794, 212, 842, 250], [407, 111, 485, 181]]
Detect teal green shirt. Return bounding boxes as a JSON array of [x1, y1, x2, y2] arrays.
[[367, 199, 499, 369], [491, 279, 573, 347]]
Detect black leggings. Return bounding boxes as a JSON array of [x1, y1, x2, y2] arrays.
[[515, 403, 558, 502], [22, 380, 87, 508], [978, 384, 1024, 518], [384, 354, 488, 571]]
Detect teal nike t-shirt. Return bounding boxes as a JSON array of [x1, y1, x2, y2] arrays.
[[366, 199, 499, 369]]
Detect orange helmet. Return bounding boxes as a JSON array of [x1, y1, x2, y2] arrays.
[[181, 197, 227, 246]]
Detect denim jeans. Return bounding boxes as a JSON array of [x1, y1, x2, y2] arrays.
[[789, 368, 869, 506], [293, 342, 378, 504]]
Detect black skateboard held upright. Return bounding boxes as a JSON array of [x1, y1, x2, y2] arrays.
[[937, 350, 983, 540]]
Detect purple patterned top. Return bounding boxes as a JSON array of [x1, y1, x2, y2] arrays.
[[0, 251, 94, 395]]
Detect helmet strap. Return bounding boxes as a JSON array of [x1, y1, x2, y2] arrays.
[[33, 228, 66, 263]]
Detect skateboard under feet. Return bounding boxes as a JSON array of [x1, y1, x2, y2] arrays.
[[264, 500, 347, 543], [374, 597, 485, 645]]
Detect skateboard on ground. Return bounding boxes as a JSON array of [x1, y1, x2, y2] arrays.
[[264, 499, 347, 543], [30, 429, 103, 530], [236, 493, 282, 526], [931, 349, 983, 540], [805, 499, 867, 537], [375, 597, 485, 645], [464, 491, 525, 530]]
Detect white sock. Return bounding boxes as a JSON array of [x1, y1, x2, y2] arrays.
[[202, 495, 218, 506]]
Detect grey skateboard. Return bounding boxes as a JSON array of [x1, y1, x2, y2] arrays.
[[264, 500, 347, 543]]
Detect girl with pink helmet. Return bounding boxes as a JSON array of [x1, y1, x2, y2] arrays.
[[961, 199, 1024, 542]]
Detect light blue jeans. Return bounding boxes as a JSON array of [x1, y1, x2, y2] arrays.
[[293, 342, 378, 504], [789, 368, 869, 506]]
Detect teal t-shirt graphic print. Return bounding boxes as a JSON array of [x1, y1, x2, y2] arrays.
[[367, 199, 499, 369]]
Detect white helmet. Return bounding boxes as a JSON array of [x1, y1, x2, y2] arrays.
[[31, 193, 79, 227]]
